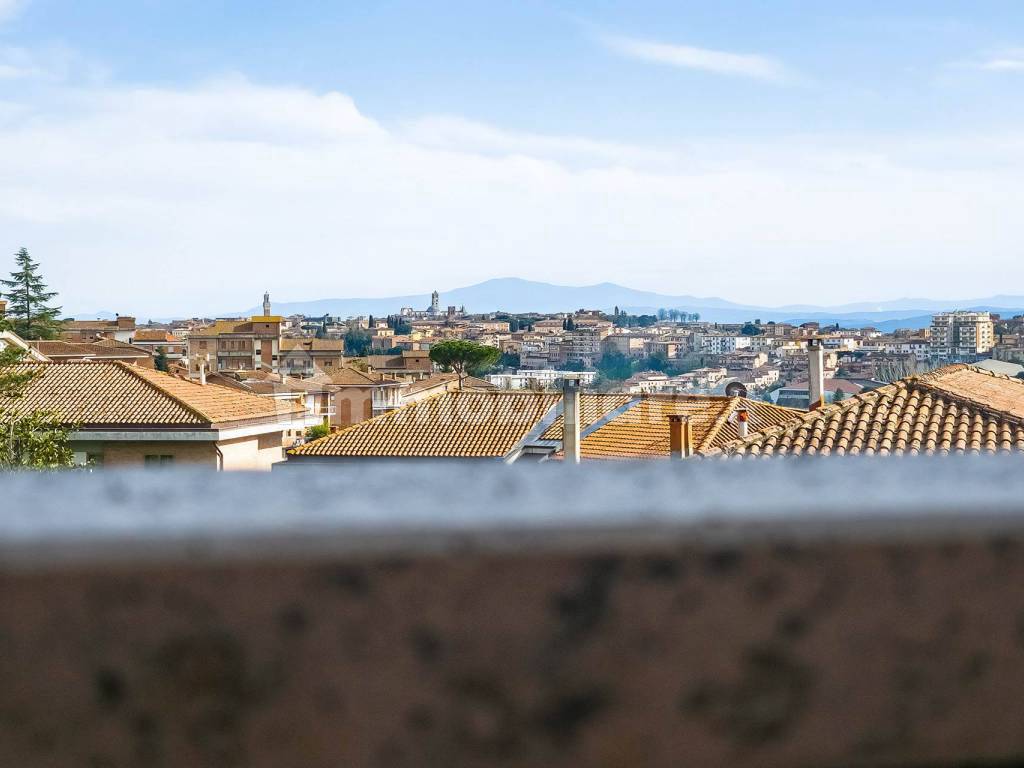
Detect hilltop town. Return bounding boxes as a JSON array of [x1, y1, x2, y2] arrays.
[[3, 255, 1023, 470]]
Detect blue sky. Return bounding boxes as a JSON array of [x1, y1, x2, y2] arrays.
[[3, 1, 1024, 315]]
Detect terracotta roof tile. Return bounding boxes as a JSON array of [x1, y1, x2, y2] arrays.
[[709, 365, 1024, 458], [291, 391, 561, 458], [580, 396, 799, 459], [0, 362, 304, 428]]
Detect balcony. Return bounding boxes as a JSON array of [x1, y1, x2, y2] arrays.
[[3, 457, 1024, 766]]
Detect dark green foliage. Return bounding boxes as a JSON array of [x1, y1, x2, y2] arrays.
[[0, 248, 62, 340], [596, 351, 633, 381], [499, 351, 521, 369], [429, 340, 501, 387], [154, 347, 170, 372], [344, 326, 372, 356], [386, 315, 413, 335]]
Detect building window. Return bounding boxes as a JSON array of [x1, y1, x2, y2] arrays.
[[144, 455, 174, 466]]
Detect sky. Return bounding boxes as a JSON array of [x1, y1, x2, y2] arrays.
[[2, 1, 1024, 316]]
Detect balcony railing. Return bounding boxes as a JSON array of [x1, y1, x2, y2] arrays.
[[3, 456, 1024, 767]]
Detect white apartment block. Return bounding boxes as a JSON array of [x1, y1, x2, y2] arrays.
[[699, 334, 752, 355], [929, 311, 995, 361], [489, 370, 597, 389]]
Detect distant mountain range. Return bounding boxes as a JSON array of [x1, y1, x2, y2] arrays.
[[77, 278, 1024, 330], [227, 278, 1023, 331]]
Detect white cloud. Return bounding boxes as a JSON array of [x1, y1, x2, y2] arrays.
[[976, 49, 1024, 71], [0, 77, 1022, 316], [402, 115, 677, 169], [0, 44, 103, 82], [0, 0, 25, 23], [602, 35, 791, 83]]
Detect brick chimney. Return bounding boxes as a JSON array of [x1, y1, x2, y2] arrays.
[[807, 338, 825, 411], [736, 407, 750, 438], [668, 415, 693, 460], [562, 377, 581, 464]]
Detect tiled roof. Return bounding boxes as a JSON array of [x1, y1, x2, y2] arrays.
[[290, 390, 794, 460], [89, 339, 152, 356], [30, 340, 151, 360], [190, 319, 255, 337], [0, 362, 304, 428], [539, 394, 633, 440], [328, 367, 387, 386], [280, 338, 346, 352], [403, 373, 497, 395], [578, 396, 800, 459], [708, 365, 1024, 458], [291, 391, 561, 457], [133, 329, 177, 342]]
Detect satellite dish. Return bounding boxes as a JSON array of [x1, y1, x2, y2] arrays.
[[725, 381, 748, 398]]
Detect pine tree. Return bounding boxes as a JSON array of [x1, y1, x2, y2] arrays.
[[0, 248, 62, 340]]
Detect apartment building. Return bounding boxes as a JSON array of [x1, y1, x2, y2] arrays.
[[62, 315, 136, 343], [602, 333, 649, 358], [279, 338, 346, 376], [489, 369, 598, 389], [699, 334, 753, 355], [187, 316, 284, 374], [132, 329, 187, 361], [929, 311, 995, 362]]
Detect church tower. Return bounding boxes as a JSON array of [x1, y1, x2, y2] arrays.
[[430, 290, 440, 314], [263, 291, 271, 316]]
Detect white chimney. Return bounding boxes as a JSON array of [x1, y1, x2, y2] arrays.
[[668, 415, 693, 460], [562, 377, 581, 464], [807, 338, 824, 411], [736, 407, 749, 438]]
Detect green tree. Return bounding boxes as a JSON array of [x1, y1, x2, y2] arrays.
[[0, 248, 62, 340], [305, 423, 330, 441], [832, 389, 846, 403], [0, 344, 75, 469], [429, 340, 501, 389], [596, 350, 633, 382], [499, 351, 521, 369], [154, 347, 170, 372], [344, 326, 372, 356]]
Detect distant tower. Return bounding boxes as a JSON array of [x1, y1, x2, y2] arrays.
[[430, 290, 440, 315], [263, 291, 271, 316]]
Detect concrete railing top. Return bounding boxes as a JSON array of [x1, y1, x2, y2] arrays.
[[4, 455, 1024, 568], [5, 456, 1024, 767]]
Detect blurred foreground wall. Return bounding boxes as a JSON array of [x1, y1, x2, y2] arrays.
[[3, 458, 1024, 767]]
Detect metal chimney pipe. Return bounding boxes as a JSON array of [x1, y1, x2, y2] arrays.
[[562, 377, 581, 464], [736, 407, 749, 438], [807, 338, 825, 411], [668, 415, 693, 460]]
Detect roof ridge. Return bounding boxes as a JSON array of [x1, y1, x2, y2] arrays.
[[118, 362, 214, 423], [700, 397, 740, 452], [911, 376, 1024, 427], [710, 380, 903, 454]]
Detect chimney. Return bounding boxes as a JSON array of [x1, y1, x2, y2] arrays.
[[562, 377, 581, 464], [668, 415, 693, 460], [807, 338, 825, 411], [736, 407, 749, 438]]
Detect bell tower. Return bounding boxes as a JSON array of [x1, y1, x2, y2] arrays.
[[263, 291, 271, 316]]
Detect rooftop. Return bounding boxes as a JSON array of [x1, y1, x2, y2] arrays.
[[0, 362, 304, 428], [291, 390, 799, 460], [710, 365, 1024, 458]]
